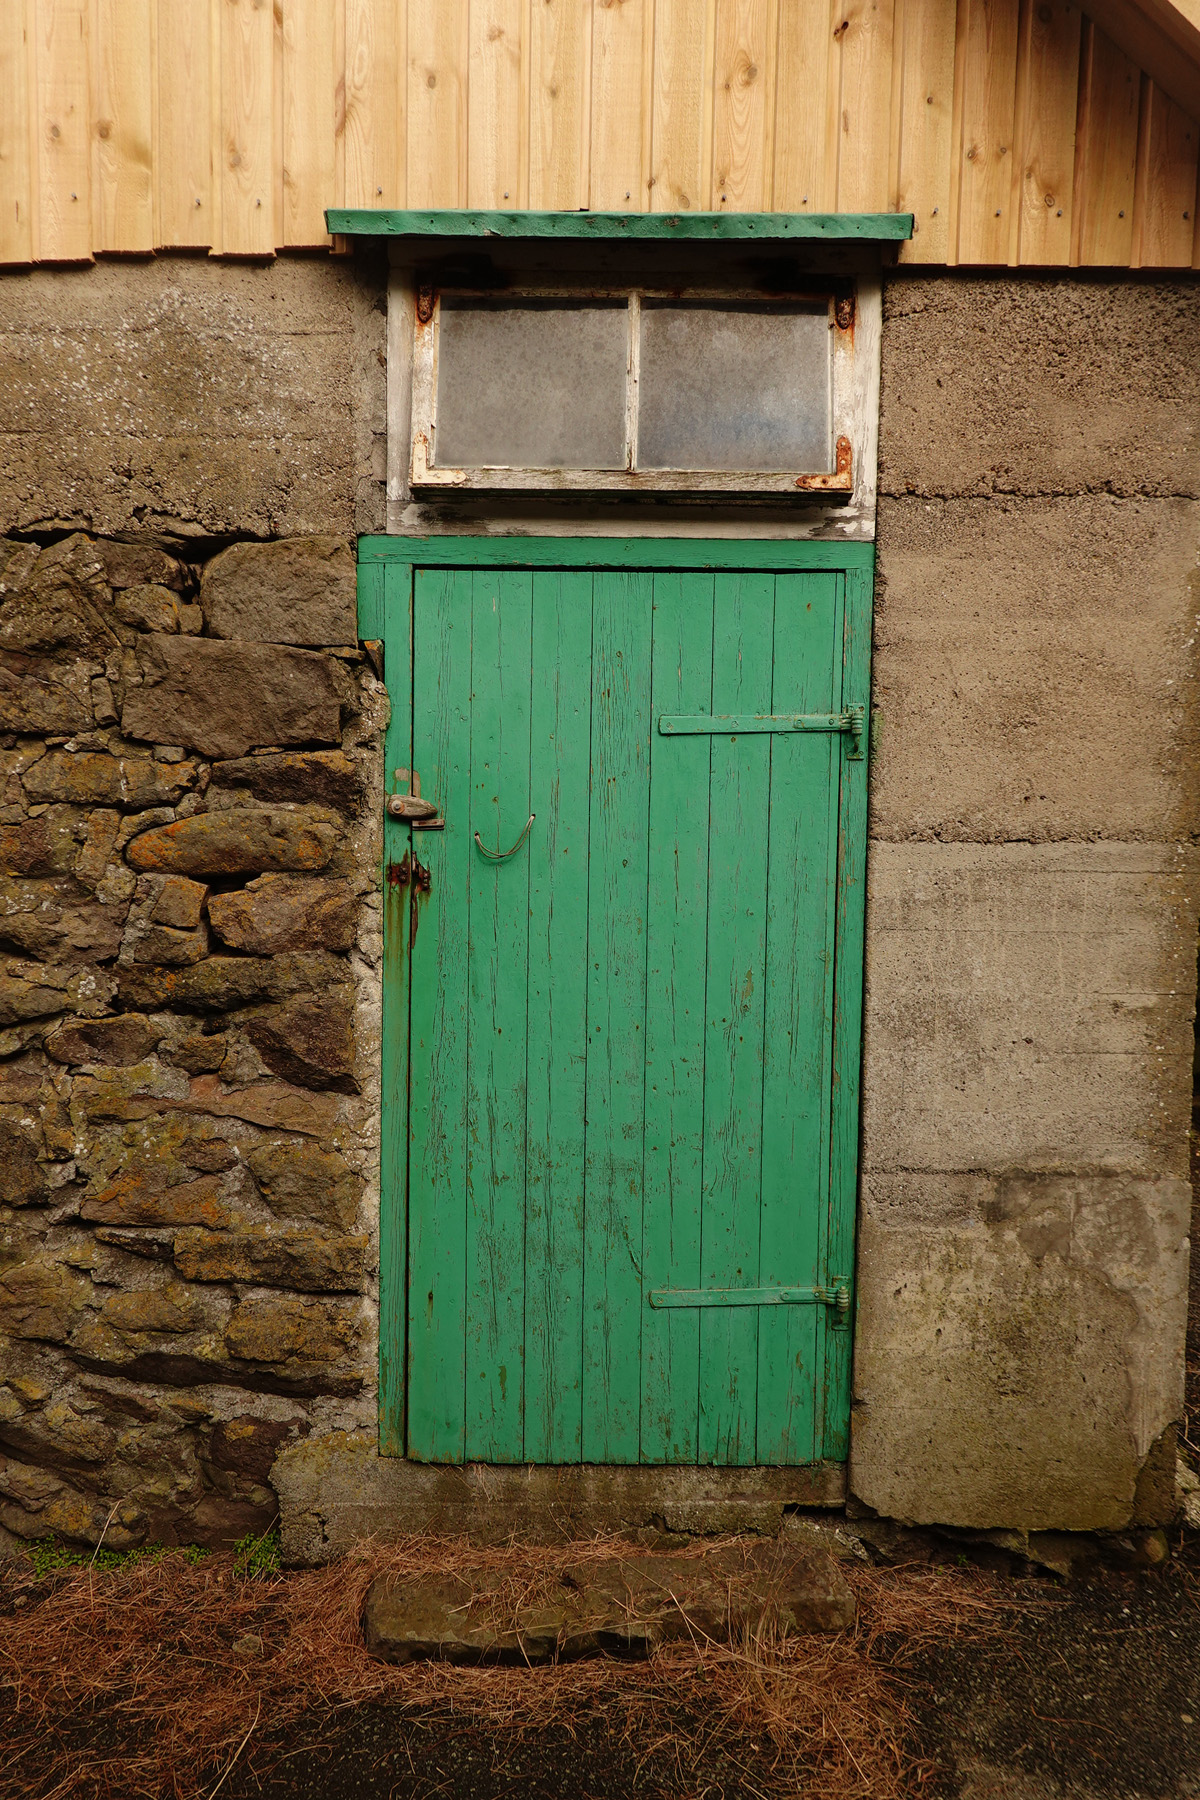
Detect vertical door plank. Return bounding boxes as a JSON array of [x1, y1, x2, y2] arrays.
[[1012, 0, 1079, 266], [649, 0, 713, 211], [529, 0, 591, 209], [640, 574, 714, 1464], [755, 573, 839, 1465], [590, 0, 651, 209], [468, 0, 527, 206], [407, 568, 473, 1461], [824, 562, 871, 1461], [464, 570, 533, 1461], [772, 0, 832, 210], [34, 0, 92, 262], [1072, 22, 1139, 266], [698, 573, 773, 1467], [155, 0, 212, 247], [0, 3, 34, 264], [408, 0, 469, 207], [582, 572, 653, 1462], [711, 0, 775, 209], [344, 0, 405, 210], [279, 0, 335, 245], [1132, 82, 1198, 268], [378, 558, 413, 1456], [92, 0, 153, 253], [834, 0, 896, 212], [525, 571, 593, 1461], [215, 0, 275, 256], [955, 0, 1019, 263], [894, 0, 958, 263]]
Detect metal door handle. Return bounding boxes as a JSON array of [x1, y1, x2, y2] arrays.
[[474, 815, 535, 861]]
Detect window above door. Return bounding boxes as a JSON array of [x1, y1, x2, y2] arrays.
[[409, 286, 858, 500]]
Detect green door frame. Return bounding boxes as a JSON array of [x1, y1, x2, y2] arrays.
[[358, 535, 874, 1462]]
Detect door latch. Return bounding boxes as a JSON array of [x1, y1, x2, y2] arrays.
[[386, 768, 443, 829]]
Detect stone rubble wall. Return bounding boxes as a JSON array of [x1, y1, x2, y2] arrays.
[[0, 530, 387, 1552]]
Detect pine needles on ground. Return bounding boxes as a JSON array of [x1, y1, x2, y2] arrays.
[[0, 1535, 1016, 1800]]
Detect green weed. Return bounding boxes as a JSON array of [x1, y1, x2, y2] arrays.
[[26, 1539, 210, 1579], [232, 1525, 282, 1579]]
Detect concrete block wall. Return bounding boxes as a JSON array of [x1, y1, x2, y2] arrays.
[[854, 275, 1200, 1529], [0, 258, 386, 541]]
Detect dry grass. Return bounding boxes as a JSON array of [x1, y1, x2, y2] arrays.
[[0, 1535, 1017, 1800]]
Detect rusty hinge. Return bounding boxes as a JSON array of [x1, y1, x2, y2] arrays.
[[648, 1281, 853, 1323], [658, 704, 864, 757], [416, 286, 435, 325], [834, 291, 855, 331]]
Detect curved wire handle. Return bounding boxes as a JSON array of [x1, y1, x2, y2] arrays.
[[474, 813, 535, 861]]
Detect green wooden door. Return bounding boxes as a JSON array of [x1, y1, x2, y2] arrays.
[[364, 539, 871, 1468]]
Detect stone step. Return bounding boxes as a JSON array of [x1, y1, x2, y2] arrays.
[[363, 1542, 856, 1665]]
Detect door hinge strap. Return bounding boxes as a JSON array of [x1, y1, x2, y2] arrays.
[[648, 1282, 852, 1317], [659, 708, 864, 749]]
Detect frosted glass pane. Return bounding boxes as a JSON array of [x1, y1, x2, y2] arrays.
[[434, 300, 628, 469], [637, 303, 832, 472]]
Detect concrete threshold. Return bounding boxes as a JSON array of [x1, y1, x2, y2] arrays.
[[272, 1434, 846, 1565]]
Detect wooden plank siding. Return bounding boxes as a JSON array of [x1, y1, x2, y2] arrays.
[[155, 0, 214, 248], [1, 0, 1199, 265], [0, 3, 35, 264]]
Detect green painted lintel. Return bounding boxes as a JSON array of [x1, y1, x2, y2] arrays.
[[357, 536, 877, 572], [326, 207, 913, 243]]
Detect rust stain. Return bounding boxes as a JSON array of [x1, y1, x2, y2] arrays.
[[794, 435, 852, 493], [384, 854, 412, 991], [409, 853, 431, 949]]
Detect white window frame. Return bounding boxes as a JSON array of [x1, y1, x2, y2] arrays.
[[408, 285, 860, 500]]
